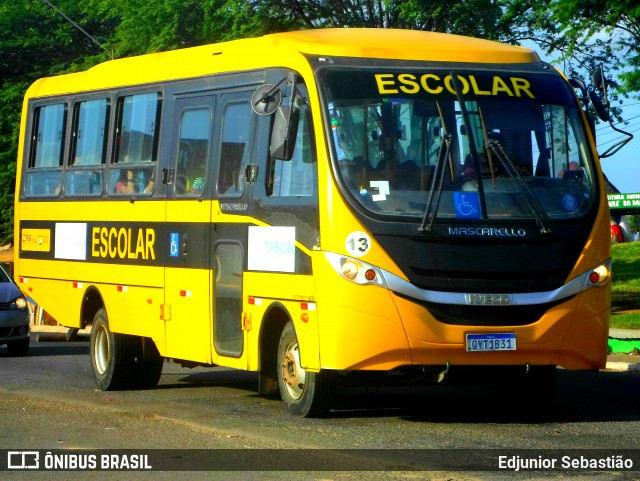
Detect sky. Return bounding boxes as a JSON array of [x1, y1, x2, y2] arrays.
[[596, 101, 640, 194]]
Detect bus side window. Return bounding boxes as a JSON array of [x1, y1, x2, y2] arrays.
[[175, 107, 211, 196], [218, 103, 250, 196], [24, 103, 66, 197], [268, 88, 317, 198], [109, 92, 161, 195], [65, 98, 108, 196]]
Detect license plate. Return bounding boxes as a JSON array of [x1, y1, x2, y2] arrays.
[[466, 333, 516, 352]]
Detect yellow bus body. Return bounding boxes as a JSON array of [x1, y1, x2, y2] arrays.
[[14, 28, 611, 415]]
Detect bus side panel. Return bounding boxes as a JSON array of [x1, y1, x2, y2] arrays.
[[243, 272, 320, 372], [314, 260, 412, 371], [17, 272, 85, 329], [99, 283, 165, 343], [163, 267, 212, 363]]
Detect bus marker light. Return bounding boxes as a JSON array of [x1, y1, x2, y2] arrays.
[[72, 282, 83, 288], [589, 271, 600, 284], [117, 285, 128, 292], [364, 269, 377, 281], [301, 313, 309, 323], [301, 302, 308, 310], [19, 277, 26, 284], [147, 299, 153, 304], [180, 290, 192, 297], [248, 297, 255, 305]]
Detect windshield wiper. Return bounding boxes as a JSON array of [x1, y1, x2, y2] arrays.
[[486, 138, 553, 234], [476, 105, 552, 234], [419, 102, 452, 233]]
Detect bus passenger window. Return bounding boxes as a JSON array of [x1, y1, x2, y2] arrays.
[[31, 104, 66, 168], [109, 92, 161, 196], [218, 103, 250, 195], [24, 103, 66, 197], [65, 99, 109, 196], [114, 93, 161, 163], [175, 107, 211, 196], [70, 99, 109, 167]]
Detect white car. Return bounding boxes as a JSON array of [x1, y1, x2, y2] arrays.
[[0, 265, 29, 356]]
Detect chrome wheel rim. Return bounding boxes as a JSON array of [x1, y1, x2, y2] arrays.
[[94, 325, 110, 375], [281, 338, 305, 400]]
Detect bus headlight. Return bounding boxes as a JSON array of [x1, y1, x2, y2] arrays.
[[326, 252, 387, 287], [341, 260, 359, 280]]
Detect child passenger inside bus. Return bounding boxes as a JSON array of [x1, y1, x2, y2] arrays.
[[115, 169, 136, 193]]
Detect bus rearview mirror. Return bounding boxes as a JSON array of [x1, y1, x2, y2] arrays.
[[270, 105, 299, 160]]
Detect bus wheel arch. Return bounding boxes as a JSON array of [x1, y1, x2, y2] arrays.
[[257, 303, 289, 397], [80, 286, 105, 330]]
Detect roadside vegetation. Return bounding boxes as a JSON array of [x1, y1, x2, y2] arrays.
[[611, 242, 640, 329]]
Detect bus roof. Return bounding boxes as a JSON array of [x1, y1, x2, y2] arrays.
[[25, 28, 541, 98]]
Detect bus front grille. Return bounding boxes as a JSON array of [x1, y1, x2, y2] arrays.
[[400, 295, 569, 327]]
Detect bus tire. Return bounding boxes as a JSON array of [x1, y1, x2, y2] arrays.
[[277, 321, 331, 417], [135, 337, 164, 389], [90, 308, 138, 390]]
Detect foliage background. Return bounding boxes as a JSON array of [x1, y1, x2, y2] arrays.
[[0, 0, 638, 244]]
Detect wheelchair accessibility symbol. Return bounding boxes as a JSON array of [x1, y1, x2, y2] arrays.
[[454, 192, 481, 219], [170, 232, 179, 257]]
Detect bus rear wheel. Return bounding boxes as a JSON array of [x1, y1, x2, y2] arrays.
[[90, 308, 163, 390], [277, 321, 331, 417]]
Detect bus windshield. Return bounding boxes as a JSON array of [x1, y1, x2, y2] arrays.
[[322, 68, 596, 223]]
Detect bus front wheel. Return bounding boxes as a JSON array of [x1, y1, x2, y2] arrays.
[[277, 322, 331, 417]]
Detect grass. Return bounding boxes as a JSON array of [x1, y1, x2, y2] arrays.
[[610, 242, 640, 330]]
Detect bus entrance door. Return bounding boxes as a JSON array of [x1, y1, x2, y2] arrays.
[[163, 94, 217, 365], [210, 90, 257, 368]]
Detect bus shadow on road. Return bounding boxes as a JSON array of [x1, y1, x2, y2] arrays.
[[156, 367, 259, 393], [0, 342, 90, 358], [325, 369, 640, 423]]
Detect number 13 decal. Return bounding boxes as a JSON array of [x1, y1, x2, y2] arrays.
[[345, 231, 371, 257]]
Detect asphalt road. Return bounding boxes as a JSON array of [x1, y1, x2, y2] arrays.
[[0, 334, 638, 481]]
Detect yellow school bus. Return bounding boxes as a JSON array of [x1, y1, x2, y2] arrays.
[[14, 29, 612, 416]]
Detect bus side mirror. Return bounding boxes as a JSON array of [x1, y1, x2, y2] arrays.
[[588, 90, 610, 122], [589, 65, 611, 122], [569, 77, 589, 108], [591, 65, 606, 92], [270, 105, 299, 160]]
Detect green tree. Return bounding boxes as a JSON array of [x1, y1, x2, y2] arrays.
[[504, 1, 640, 98], [2, 0, 639, 246]]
